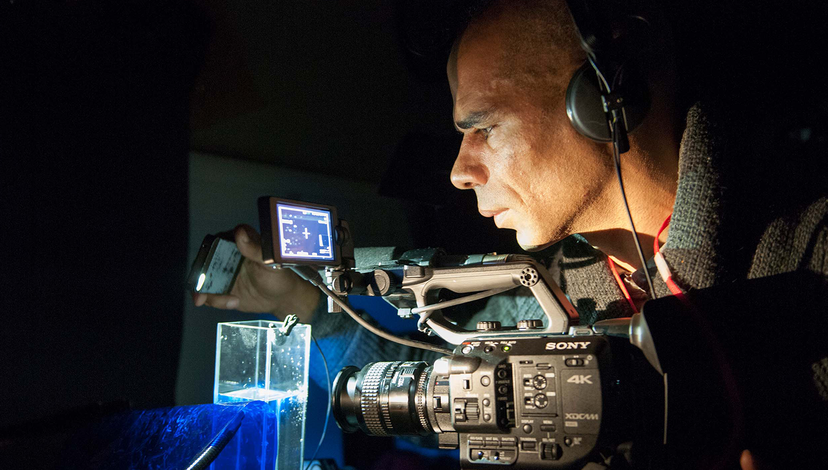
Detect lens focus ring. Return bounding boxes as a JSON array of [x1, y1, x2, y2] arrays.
[[333, 361, 437, 437], [361, 362, 391, 436], [415, 367, 431, 432], [380, 364, 398, 433]]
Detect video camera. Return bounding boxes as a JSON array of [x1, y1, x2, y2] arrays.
[[257, 197, 828, 470], [257, 197, 670, 469]]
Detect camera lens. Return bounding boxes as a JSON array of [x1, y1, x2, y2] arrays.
[[332, 361, 439, 436]]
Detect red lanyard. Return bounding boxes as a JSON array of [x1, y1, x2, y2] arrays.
[[607, 256, 638, 313], [653, 214, 685, 297], [608, 213, 684, 312]]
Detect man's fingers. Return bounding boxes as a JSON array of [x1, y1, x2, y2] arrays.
[[235, 224, 264, 262], [740, 450, 769, 470], [200, 294, 241, 310]]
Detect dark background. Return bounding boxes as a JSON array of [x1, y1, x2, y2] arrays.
[[0, 0, 825, 468]]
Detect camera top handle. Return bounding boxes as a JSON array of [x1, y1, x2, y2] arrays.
[[385, 254, 579, 344]]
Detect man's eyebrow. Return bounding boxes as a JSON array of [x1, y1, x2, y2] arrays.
[[455, 110, 494, 131]]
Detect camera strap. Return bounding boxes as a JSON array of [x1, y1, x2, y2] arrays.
[[653, 214, 685, 298]]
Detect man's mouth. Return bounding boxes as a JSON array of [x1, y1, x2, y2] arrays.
[[479, 208, 509, 228], [479, 208, 506, 218]]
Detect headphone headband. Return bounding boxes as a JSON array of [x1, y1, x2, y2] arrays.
[[564, 0, 650, 151], [565, 0, 614, 57]]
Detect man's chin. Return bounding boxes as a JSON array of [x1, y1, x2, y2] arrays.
[[516, 232, 556, 252], [518, 241, 557, 252]]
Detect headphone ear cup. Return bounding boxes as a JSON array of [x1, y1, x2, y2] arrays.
[[565, 62, 649, 142]]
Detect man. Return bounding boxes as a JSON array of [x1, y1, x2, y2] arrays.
[[195, 1, 827, 468], [448, 0, 679, 270]]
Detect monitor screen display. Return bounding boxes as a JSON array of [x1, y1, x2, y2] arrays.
[[276, 203, 335, 262]]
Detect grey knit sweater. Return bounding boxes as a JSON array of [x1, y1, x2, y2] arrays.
[[310, 102, 828, 400]]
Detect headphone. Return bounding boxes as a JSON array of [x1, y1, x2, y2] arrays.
[[564, 0, 661, 298], [564, 0, 650, 153]]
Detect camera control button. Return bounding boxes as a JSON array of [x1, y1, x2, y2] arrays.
[[565, 358, 585, 367], [520, 440, 536, 451], [517, 319, 543, 330], [467, 402, 480, 421], [533, 375, 547, 390], [533, 393, 549, 409], [540, 424, 556, 432], [482, 398, 491, 406], [522, 424, 533, 434], [480, 375, 491, 387], [541, 443, 562, 460], [476, 321, 501, 331], [483, 413, 492, 422]]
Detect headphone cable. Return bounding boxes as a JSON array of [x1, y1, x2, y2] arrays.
[[588, 53, 658, 299], [611, 116, 657, 299]]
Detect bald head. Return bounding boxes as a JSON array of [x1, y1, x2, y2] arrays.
[[448, 0, 583, 105]]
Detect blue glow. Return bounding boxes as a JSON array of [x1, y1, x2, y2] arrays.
[[60, 404, 251, 469]]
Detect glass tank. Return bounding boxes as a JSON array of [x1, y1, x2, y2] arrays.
[[212, 320, 311, 470]]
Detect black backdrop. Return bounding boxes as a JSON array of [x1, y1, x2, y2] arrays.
[[0, 0, 206, 453]]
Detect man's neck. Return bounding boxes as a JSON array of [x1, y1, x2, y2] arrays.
[[580, 162, 677, 271], [582, 229, 658, 272]]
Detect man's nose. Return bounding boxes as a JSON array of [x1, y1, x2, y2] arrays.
[[450, 141, 488, 189]]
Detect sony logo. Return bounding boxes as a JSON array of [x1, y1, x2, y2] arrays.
[[565, 413, 599, 420], [545, 341, 590, 350]]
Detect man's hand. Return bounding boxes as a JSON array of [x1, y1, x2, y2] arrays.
[[192, 224, 321, 323], [740, 450, 769, 470]]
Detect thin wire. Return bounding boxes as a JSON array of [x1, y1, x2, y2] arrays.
[[316, 283, 454, 356], [588, 55, 612, 92], [589, 53, 658, 298], [412, 286, 519, 333], [304, 334, 331, 468], [185, 406, 246, 470], [290, 265, 453, 356], [611, 117, 657, 298], [592, 51, 656, 298], [410, 286, 517, 314]]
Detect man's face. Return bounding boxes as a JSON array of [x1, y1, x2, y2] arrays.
[[449, 19, 615, 250]]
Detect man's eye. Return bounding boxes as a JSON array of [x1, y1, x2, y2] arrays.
[[478, 126, 494, 139]]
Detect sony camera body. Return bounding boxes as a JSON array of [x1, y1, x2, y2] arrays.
[[333, 333, 646, 469], [258, 197, 663, 469]]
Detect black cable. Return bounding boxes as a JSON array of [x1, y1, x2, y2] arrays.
[[317, 283, 454, 356], [588, 53, 658, 299], [304, 334, 331, 469], [291, 265, 453, 356], [611, 116, 657, 299], [184, 408, 246, 470]]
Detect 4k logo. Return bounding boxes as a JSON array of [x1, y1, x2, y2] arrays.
[[566, 375, 593, 385]]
